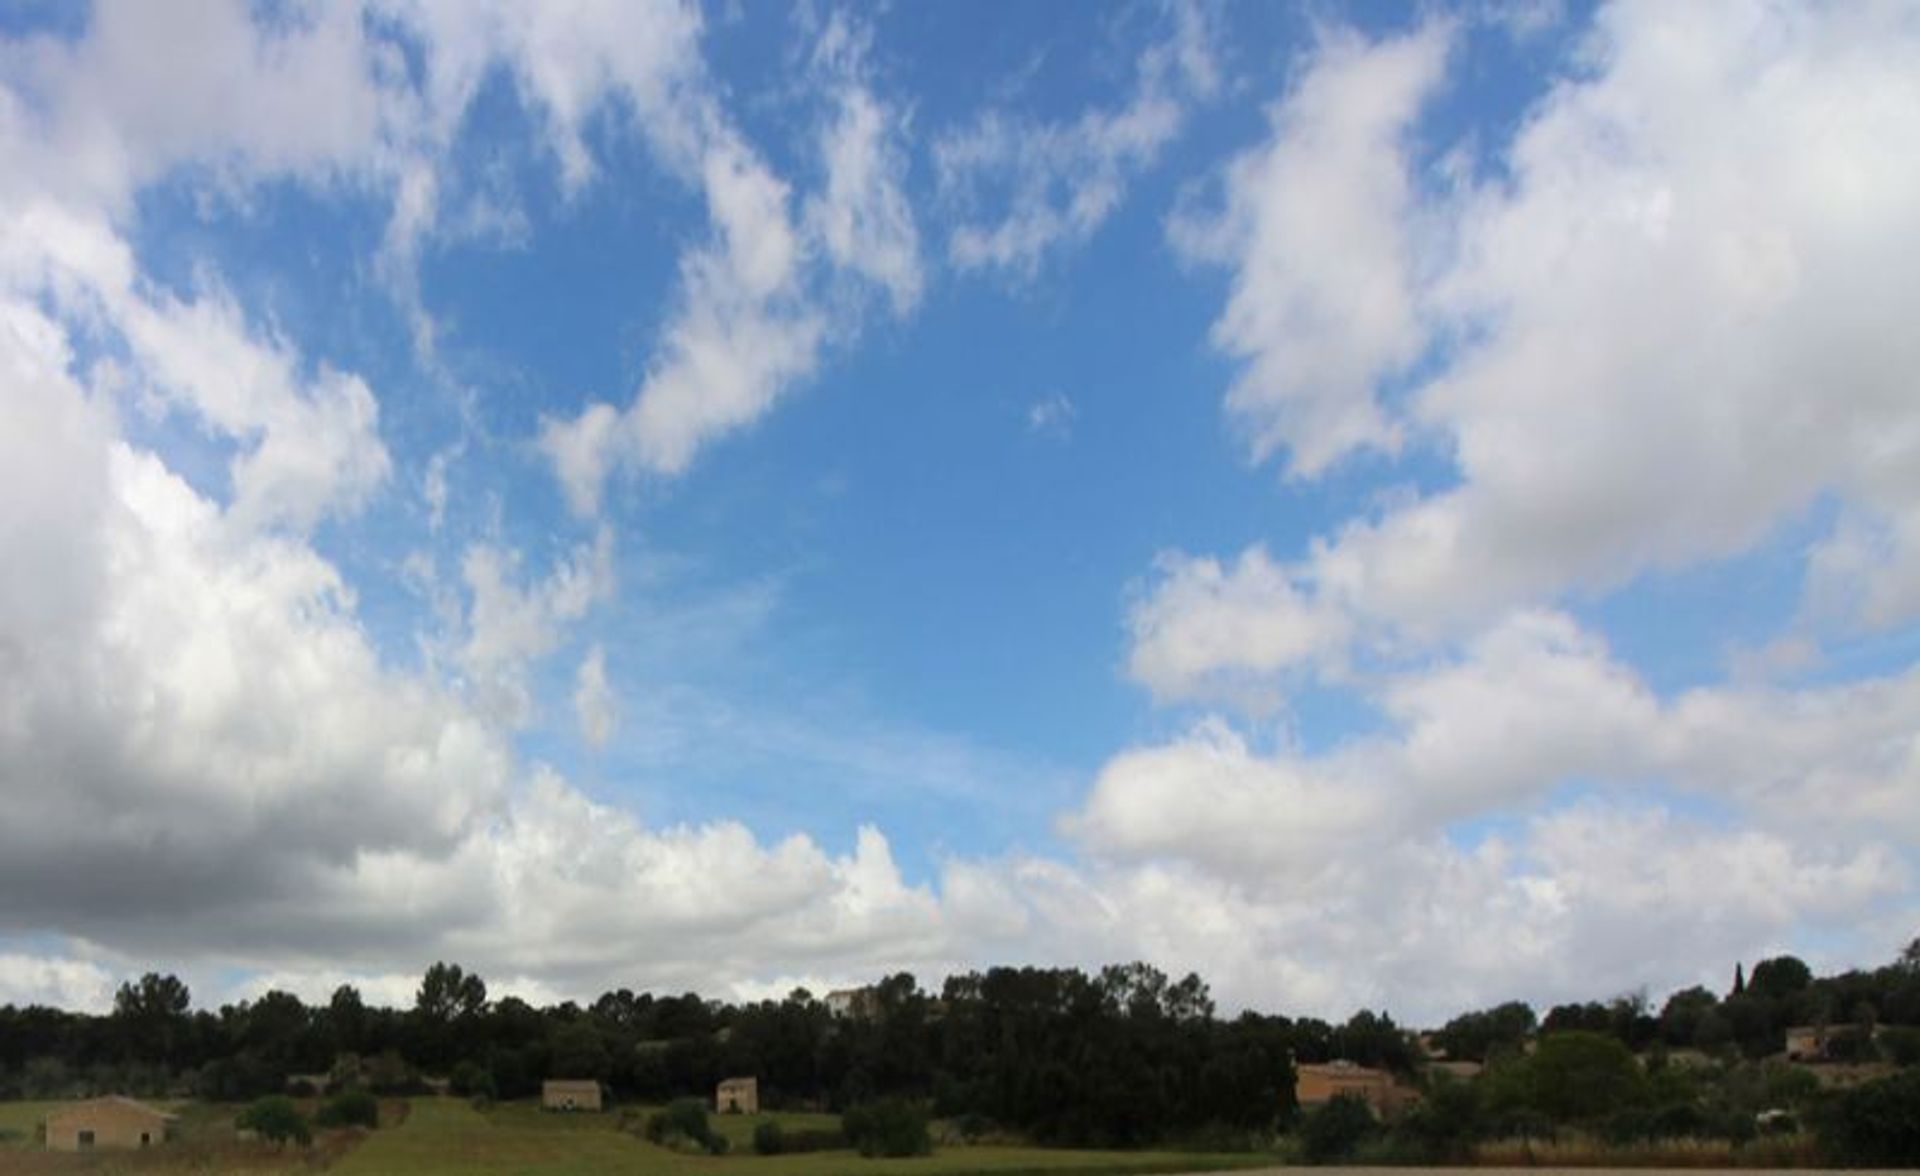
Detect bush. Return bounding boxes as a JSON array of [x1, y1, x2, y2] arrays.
[[645, 1098, 726, 1155], [1816, 1068, 1920, 1166], [238, 1095, 312, 1147], [1299, 1094, 1378, 1164], [843, 1098, 933, 1158], [1882, 1026, 1920, 1068], [753, 1120, 784, 1155], [449, 1059, 495, 1099], [315, 1088, 379, 1129]]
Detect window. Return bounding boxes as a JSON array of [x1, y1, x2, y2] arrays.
[[77, 1130, 95, 1149], [140, 1131, 151, 1146]]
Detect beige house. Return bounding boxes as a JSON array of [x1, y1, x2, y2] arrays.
[[716, 1076, 759, 1114], [1296, 1060, 1418, 1119], [542, 1079, 603, 1112], [44, 1096, 176, 1151], [825, 987, 875, 1019], [1785, 1025, 1825, 1061]]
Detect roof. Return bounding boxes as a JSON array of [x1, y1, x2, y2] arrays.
[[1299, 1060, 1387, 1075], [46, 1096, 178, 1124], [543, 1079, 600, 1092], [717, 1076, 756, 1087]]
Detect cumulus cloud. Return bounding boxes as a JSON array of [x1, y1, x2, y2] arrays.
[[0, 952, 117, 1013], [454, 529, 614, 726], [574, 644, 617, 747], [936, 4, 1218, 277], [536, 9, 922, 514], [1170, 20, 1449, 476], [1146, 0, 1920, 698]]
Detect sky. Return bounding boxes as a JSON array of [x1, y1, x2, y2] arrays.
[[0, 0, 1917, 1025]]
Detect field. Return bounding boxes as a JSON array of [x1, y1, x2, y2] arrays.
[[0, 1098, 369, 1174], [331, 1098, 1274, 1176]]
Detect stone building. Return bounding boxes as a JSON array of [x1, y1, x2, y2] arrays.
[[715, 1076, 759, 1114], [542, 1079, 603, 1111], [44, 1096, 176, 1151]]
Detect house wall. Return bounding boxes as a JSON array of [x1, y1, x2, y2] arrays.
[[1296, 1064, 1415, 1118], [45, 1101, 171, 1151], [541, 1082, 603, 1111], [715, 1078, 759, 1114]]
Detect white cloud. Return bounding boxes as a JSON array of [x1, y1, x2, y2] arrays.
[[455, 529, 614, 726], [1126, 547, 1351, 710], [805, 11, 923, 317], [937, 5, 1218, 277], [1026, 391, 1075, 440], [0, 952, 117, 1012], [1169, 21, 1450, 476], [536, 10, 923, 514], [574, 644, 617, 747], [4, 204, 391, 534], [1146, 0, 1920, 695]]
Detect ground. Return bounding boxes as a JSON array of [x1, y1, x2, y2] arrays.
[[333, 1098, 1270, 1176]]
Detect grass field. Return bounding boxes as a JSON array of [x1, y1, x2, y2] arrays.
[[332, 1098, 1275, 1176], [0, 1100, 61, 1147]]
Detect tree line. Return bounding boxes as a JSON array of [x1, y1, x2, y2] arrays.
[[2, 943, 1917, 1158]]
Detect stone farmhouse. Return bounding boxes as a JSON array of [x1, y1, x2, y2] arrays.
[[542, 1079, 603, 1111], [44, 1096, 177, 1151], [716, 1075, 759, 1114], [1295, 1060, 1419, 1118]]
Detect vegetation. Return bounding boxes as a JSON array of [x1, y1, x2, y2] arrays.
[[1298, 1093, 1377, 1163], [1813, 1067, 1920, 1166], [643, 1096, 727, 1154], [316, 1087, 380, 1128], [236, 1094, 311, 1146], [2, 937, 1919, 1165], [845, 1097, 933, 1157]]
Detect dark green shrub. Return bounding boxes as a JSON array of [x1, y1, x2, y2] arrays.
[[1882, 1026, 1920, 1067], [449, 1059, 494, 1099], [238, 1095, 312, 1146], [843, 1098, 932, 1157], [1816, 1068, 1920, 1166], [1399, 1075, 1479, 1161], [645, 1098, 726, 1154], [315, 1088, 379, 1129], [1299, 1094, 1377, 1163], [753, 1120, 784, 1154]]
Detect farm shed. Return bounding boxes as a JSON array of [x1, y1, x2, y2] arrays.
[[44, 1096, 176, 1151]]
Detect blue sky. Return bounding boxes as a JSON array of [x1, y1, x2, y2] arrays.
[[1, 0, 1916, 1019]]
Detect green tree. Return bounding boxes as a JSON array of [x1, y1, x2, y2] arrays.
[[1299, 1093, 1377, 1163], [1520, 1031, 1647, 1124], [415, 962, 487, 1022], [112, 973, 191, 1063], [314, 1089, 378, 1129], [238, 1096, 311, 1146], [1816, 1068, 1920, 1165], [1749, 956, 1813, 1000], [1658, 986, 1719, 1048], [843, 1098, 932, 1158]]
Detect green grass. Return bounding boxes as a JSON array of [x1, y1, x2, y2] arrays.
[[334, 1098, 1274, 1176], [0, 1099, 61, 1147]]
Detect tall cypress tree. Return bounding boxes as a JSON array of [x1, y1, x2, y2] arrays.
[[1731, 963, 1746, 998]]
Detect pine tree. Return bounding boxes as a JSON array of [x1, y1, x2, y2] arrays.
[[1731, 962, 1746, 998]]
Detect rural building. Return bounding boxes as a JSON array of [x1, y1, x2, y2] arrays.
[[1295, 1060, 1418, 1118], [542, 1079, 603, 1112], [44, 1096, 176, 1151], [1785, 1025, 1825, 1060], [716, 1076, 759, 1114], [1428, 1059, 1484, 1082], [824, 987, 875, 1019]]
